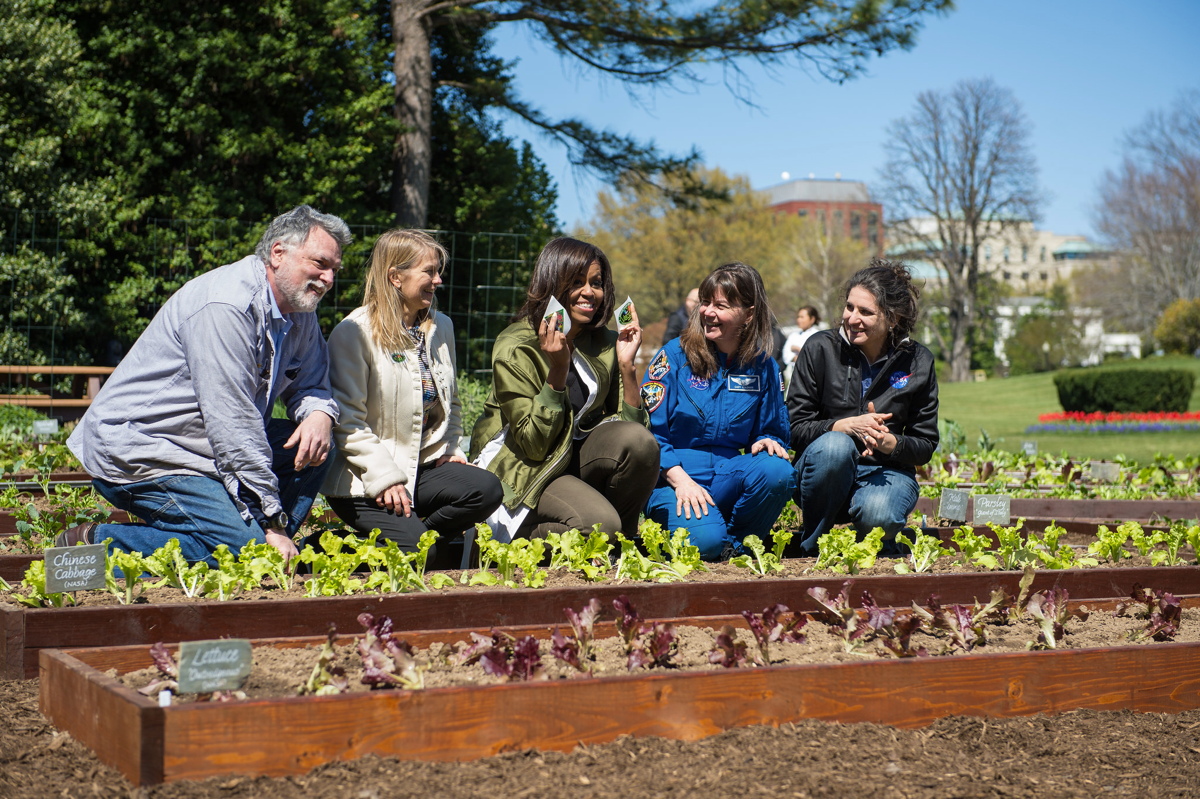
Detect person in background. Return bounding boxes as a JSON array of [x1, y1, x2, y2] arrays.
[[641, 262, 795, 560], [470, 237, 659, 541], [320, 230, 503, 568], [662, 287, 699, 344], [787, 259, 939, 556], [782, 305, 822, 385], [61, 205, 348, 565]]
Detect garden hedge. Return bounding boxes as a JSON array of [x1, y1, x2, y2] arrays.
[[1053, 368, 1195, 413]]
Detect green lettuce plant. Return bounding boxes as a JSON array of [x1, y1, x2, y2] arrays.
[[815, 527, 883, 574], [545, 525, 612, 581], [893, 529, 951, 574]]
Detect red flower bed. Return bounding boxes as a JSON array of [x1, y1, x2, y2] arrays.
[[1037, 411, 1200, 423]]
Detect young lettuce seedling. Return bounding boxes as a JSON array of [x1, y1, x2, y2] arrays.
[[105, 547, 149, 605], [1125, 522, 1164, 558], [299, 624, 349, 696], [893, 529, 951, 574], [806, 584, 870, 652], [611, 595, 677, 670], [636, 519, 705, 579], [1088, 523, 1132, 563], [16, 560, 76, 608], [545, 525, 612, 580], [816, 527, 884, 574], [708, 626, 752, 668], [137, 642, 179, 697], [357, 612, 428, 689], [731, 533, 789, 575], [455, 629, 545, 681], [144, 538, 210, 597], [613, 533, 687, 582], [741, 604, 807, 665], [1116, 584, 1183, 642], [989, 519, 1039, 571], [1025, 523, 1097, 570], [950, 525, 999, 570], [551, 598, 602, 673], [1152, 521, 1193, 567], [1025, 587, 1071, 650]]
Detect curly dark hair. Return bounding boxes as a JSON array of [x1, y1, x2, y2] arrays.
[[843, 258, 921, 347]]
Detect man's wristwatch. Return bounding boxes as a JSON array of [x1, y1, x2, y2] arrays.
[[265, 511, 289, 531]]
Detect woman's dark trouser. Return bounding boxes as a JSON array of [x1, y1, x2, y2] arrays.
[[326, 461, 503, 568], [792, 431, 919, 555], [527, 420, 660, 538]]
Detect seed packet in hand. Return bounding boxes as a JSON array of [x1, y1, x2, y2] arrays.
[[614, 296, 636, 330], [544, 295, 571, 336]]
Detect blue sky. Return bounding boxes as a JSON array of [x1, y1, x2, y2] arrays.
[[489, 0, 1200, 239]]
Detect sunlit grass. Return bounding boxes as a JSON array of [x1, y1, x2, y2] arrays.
[[939, 356, 1200, 462]]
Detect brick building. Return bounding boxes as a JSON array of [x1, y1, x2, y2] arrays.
[[762, 176, 884, 254]]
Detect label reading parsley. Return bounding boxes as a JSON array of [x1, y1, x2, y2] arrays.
[[44, 544, 106, 593], [937, 488, 969, 523], [971, 495, 1011, 526], [177, 639, 252, 694]]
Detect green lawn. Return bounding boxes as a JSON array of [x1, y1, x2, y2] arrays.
[[938, 356, 1200, 462]]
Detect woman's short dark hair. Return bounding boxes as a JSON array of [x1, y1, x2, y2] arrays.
[[799, 305, 821, 324], [679, 261, 775, 378], [844, 258, 921, 347], [514, 237, 615, 331]]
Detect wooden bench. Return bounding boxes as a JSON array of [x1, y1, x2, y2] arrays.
[[0, 365, 115, 413]]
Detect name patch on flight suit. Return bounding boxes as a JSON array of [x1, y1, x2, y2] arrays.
[[727, 374, 760, 392]]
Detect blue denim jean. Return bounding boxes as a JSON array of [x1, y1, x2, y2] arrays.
[[645, 451, 795, 560], [792, 431, 919, 554], [90, 419, 331, 566]]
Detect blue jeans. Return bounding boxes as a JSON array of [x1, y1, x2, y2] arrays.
[[792, 431, 919, 554], [91, 419, 331, 566], [645, 451, 795, 560]]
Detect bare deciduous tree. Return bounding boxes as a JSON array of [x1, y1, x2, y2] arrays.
[[780, 219, 870, 325], [879, 77, 1042, 382], [1087, 89, 1200, 341]]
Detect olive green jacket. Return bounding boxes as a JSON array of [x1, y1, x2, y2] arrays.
[[469, 321, 648, 511]]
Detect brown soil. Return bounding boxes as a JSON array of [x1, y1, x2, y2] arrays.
[[3, 676, 1199, 798], [114, 608, 1200, 701]]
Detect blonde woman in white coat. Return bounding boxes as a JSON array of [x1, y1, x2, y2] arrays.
[[320, 230, 502, 568]]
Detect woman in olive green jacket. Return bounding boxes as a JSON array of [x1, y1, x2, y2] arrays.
[[470, 238, 659, 541]]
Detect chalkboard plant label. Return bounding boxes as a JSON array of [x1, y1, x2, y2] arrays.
[[44, 543, 106, 593], [938, 488, 970, 523], [32, 418, 59, 436], [177, 639, 252, 694], [1021, 440, 1037, 457], [972, 495, 1011, 526]]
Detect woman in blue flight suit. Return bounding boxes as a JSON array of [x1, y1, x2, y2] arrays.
[[641, 262, 795, 560]]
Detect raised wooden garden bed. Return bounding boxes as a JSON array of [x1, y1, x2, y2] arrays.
[[916, 497, 1200, 524], [9, 566, 1200, 680], [40, 622, 1200, 785]]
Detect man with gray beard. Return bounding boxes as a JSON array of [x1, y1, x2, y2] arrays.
[[62, 205, 350, 565]]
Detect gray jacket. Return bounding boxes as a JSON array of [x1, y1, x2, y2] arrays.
[[68, 256, 339, 520]]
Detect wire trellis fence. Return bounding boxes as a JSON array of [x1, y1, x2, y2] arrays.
[[1, 209, 535, 383]]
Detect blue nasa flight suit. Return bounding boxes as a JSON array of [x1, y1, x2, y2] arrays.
[[641, 339, 795, 559]]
